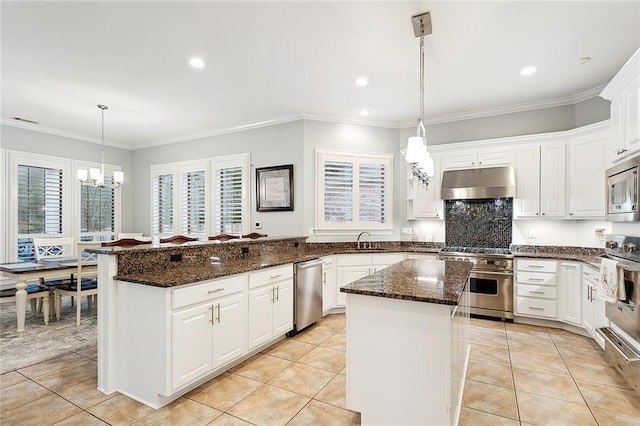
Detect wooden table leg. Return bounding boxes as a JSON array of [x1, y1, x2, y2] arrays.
[[15, 278, 27, 334]]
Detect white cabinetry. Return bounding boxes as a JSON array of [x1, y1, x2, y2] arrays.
[[557, 262, 582, 326], [515, 259, 558, 319], [581, 264, 610, 349], [567, 124, 608, 218], [172, 304, 214, 389], [248, 265, 294, 350], [515, 141, 566, 218], [335, 253, 406, 307], [407, 154, 442, 219], [600, 48, 640, 165], [322, 256, 336, 314], [442, 146, 513, 170]]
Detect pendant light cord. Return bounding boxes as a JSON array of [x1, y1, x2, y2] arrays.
[[98, 104, 108, 177]]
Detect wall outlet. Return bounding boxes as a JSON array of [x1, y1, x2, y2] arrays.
[[401, 227, 412, 235], [528, 229, 537, 239], [254, 221, 262, 229], [308, 227, 314, 236]]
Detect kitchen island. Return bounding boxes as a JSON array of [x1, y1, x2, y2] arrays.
[[340, 259, 472, 426]]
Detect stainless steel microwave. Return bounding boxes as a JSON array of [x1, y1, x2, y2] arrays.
[[606, 155, 640, 222]]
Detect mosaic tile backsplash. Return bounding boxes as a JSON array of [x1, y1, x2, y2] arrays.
[[445, 198, 513, 248]]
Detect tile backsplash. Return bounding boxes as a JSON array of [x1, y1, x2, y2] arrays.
[[445, 198, 513, 248]]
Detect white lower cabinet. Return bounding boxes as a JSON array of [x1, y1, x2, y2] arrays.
[[322, 257, 336, 314], [248, 265, 294, 350], [515, 259, 558, 319], [558, 262, 582, 326], [172, 304, 215, 389], [581, 264, 610, 348]]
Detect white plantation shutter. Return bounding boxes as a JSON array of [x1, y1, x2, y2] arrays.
[[17, 164, 63, 235], [81, 175, 115, 234], [316, 150, 392, 231], [152, 173, 174, 234], [181, 169, 206, 234], [213, 154, 249, 235]]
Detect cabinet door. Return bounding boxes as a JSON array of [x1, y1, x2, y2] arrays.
[[413, 156, 442, 219], [477, 146, 513, 168], [515, 145, 541, 217], [581, 281, 595, 337], [558, 262, 582, 326], [213, 292, 247, 368], [607, 97, 627, 166], [273, 279, 294, 336], [336, 266, 371, 306], [248, 285, 274, 350], [442, 151, 477, 170], [172, 304, 214, 389], [624, 76, 640, 155], [540, 142, 566, 217], [322, 259, 336, 314], [568, 133, 606, 218]]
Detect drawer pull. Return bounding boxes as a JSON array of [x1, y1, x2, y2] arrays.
[[275, 285, 280, 302], [528, 291, 544, 294], [528, 265, 545, 269], [527, 278, 545, 282], [529, 306, 545, 311], [208, 288, 224, 294], [270, 274, 282, 279], [209, 305, 214, 324]]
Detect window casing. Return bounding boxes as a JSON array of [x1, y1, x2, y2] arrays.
[[315, 150, 393, 233]]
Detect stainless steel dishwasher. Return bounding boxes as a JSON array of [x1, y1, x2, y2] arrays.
[[289, 258, 324, 335]]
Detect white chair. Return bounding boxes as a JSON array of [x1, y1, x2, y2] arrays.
[[32, 237, 76, 310], [54, 242, 100, 326], [0, 283, 50, 325]]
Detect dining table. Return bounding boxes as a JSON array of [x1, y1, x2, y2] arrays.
[[0, 258, 97, 335]]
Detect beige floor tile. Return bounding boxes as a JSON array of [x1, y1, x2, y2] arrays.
[[55, 376, 114, 409], [227, 384, 310, 426], [0, 371, 28, 389], [54, 411, 109, 426], [291, 325, 334, 345], [338, 366, 346, 375], [230, 354, 292, 383], [507, 338, 560, 356], [0, 379, 53, 411], [557, 344, 608, 366], [287, 400, 359, 426], [506, 330, 553, 346], [462, 380, 519, 420], [566, 360, 632, 389], [470, 318, 506, 331], [77, 346, 98, 361], [509, 349, 570, 377], [186, 372, 262, 411], [298, 346, 346, 373], [1, 393, 81, 425], [506, 322, 551, 339], [517, 390, 597, 425], [577, 380, 640, 416], [315, 374, 347, 409], [458, 406, 519, 426], [262, 338, 315, 361], [207, 413, 254, 425], [548, 328, 601, 350], [466, 359, 514, 388], [314, 318, 347, 334], [132, 397, 222, 425], [469, 324, 506, 337], [469, 343, 511, 366], [31, 357, 98, 392], [17, 353, 88, 379], [269, 363, 335, 397], [469, 329, 508, 348], [591, 406, 640, 426], [87, 393, 154, 426], [512, 367, 584, 404], [319, 333, 346, 352]]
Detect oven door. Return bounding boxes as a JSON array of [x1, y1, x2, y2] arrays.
[[469, 270, 513, 319]]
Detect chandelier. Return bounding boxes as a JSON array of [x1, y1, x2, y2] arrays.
[[77, 104, 124, 188], [405, 12, 434, 189]]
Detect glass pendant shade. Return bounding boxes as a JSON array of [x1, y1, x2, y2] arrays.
[[77, 169, 88, 182], [89, 168, 102, 182], [114, 171, 124, 185], [406, 136, 425, 163]]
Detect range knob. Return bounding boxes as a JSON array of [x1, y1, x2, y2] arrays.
[[501, 260, 509, 267], [623, 243, 637, 253], [606, 241, 618, 249], [493, 260, 501, 266], [478, 259, 488, 265]]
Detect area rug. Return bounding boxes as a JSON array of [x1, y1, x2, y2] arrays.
[[0, 298, 97, 374]]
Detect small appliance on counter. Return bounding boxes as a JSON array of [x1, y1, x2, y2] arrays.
[[605, 154, 639, 222], [596, 234, 640, 394]]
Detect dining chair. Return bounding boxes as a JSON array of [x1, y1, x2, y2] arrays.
[[0, 283, 51, 325], [54, 242, 100, 326], [242, 232, 268, 239], [208, 234, 238, 242], [160, 235, 199, 244], [102, 238, 151, 247], [31, 236, 76, 310]]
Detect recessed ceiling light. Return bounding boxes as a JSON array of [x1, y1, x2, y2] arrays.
[[189, 57, 205, 69], [355, 77, 368, 87], [577, 57, 591, 64], [520, 66, 537, 76], [358, 109, 372, 116]]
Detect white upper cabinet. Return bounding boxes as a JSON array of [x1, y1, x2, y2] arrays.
[[567, 123, 608, 218], [442, 146, 513, 170], [514, 141, 566, 218], [600, 48, 640, 166], [407, 154, 442, 220]]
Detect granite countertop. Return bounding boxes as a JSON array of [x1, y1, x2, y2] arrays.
[[510, 245, 605, 269], [339, 259, 473, 305]]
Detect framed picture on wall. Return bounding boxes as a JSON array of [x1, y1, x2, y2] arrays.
[[256, 164, 294, 212]]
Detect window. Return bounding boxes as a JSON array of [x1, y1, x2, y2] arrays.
[[212, 154, 250, 235], [316, 150, 393, 232], [152, 170, 175, 235], [180, 168, 207, 235]]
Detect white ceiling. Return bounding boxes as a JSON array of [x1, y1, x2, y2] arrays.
[[2, 1, 639, 150]]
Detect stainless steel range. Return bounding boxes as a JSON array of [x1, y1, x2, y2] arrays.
[[439, 247, 514, 320]]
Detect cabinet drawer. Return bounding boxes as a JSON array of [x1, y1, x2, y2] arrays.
[[248, 265, 293, 289], [516, 259, 557, 273], [516, 297, 557, 318], [516, 271, 556, 286], [583, 265, 600, 284], [516, 284, 557, 299], [336, 254, 371, 267], [173, 275, 247, 310]]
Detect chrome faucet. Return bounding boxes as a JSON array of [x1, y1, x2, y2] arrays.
[[357, 232, 371, 250]]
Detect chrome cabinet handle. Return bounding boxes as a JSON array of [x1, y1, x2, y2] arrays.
[[542, 212, 546, 216], [208, 288, 224, 294], [270, 274, 282, 279], [528, 265, 545, 269], [323, 272, 326, 285], [529, 306, 545, 311], [528, 290, 544, 294], [536, 212, 540, 216], [276, 285, 280, 302], [271, 287, 275, 303], [216, 303, 221, 323], [528, 278, 545, 282], [209, 305, 214, 324]]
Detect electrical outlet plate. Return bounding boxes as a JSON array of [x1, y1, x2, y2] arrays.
[[401, 227, 412, 235], [528, 229, 537, 239], [254, 221, 262, 229]]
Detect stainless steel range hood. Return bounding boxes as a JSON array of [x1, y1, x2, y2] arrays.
[[441, 166, 516, 200]]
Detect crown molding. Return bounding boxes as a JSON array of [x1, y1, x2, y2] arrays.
[[300, 114, 399, 129], [1, 118, 132, 150], [399, 84, 607, 128], [600, 48, 640, 100]]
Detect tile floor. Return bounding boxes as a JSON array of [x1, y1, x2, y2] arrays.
[[2, 314, 640, 425]]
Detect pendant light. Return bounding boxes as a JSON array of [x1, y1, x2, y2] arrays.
[[77, 104, 124, 188], [405, 12, 434, 188]]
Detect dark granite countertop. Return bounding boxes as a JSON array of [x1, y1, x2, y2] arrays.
[[339, 259, 472, 305], [510, 245, 605, 269]]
